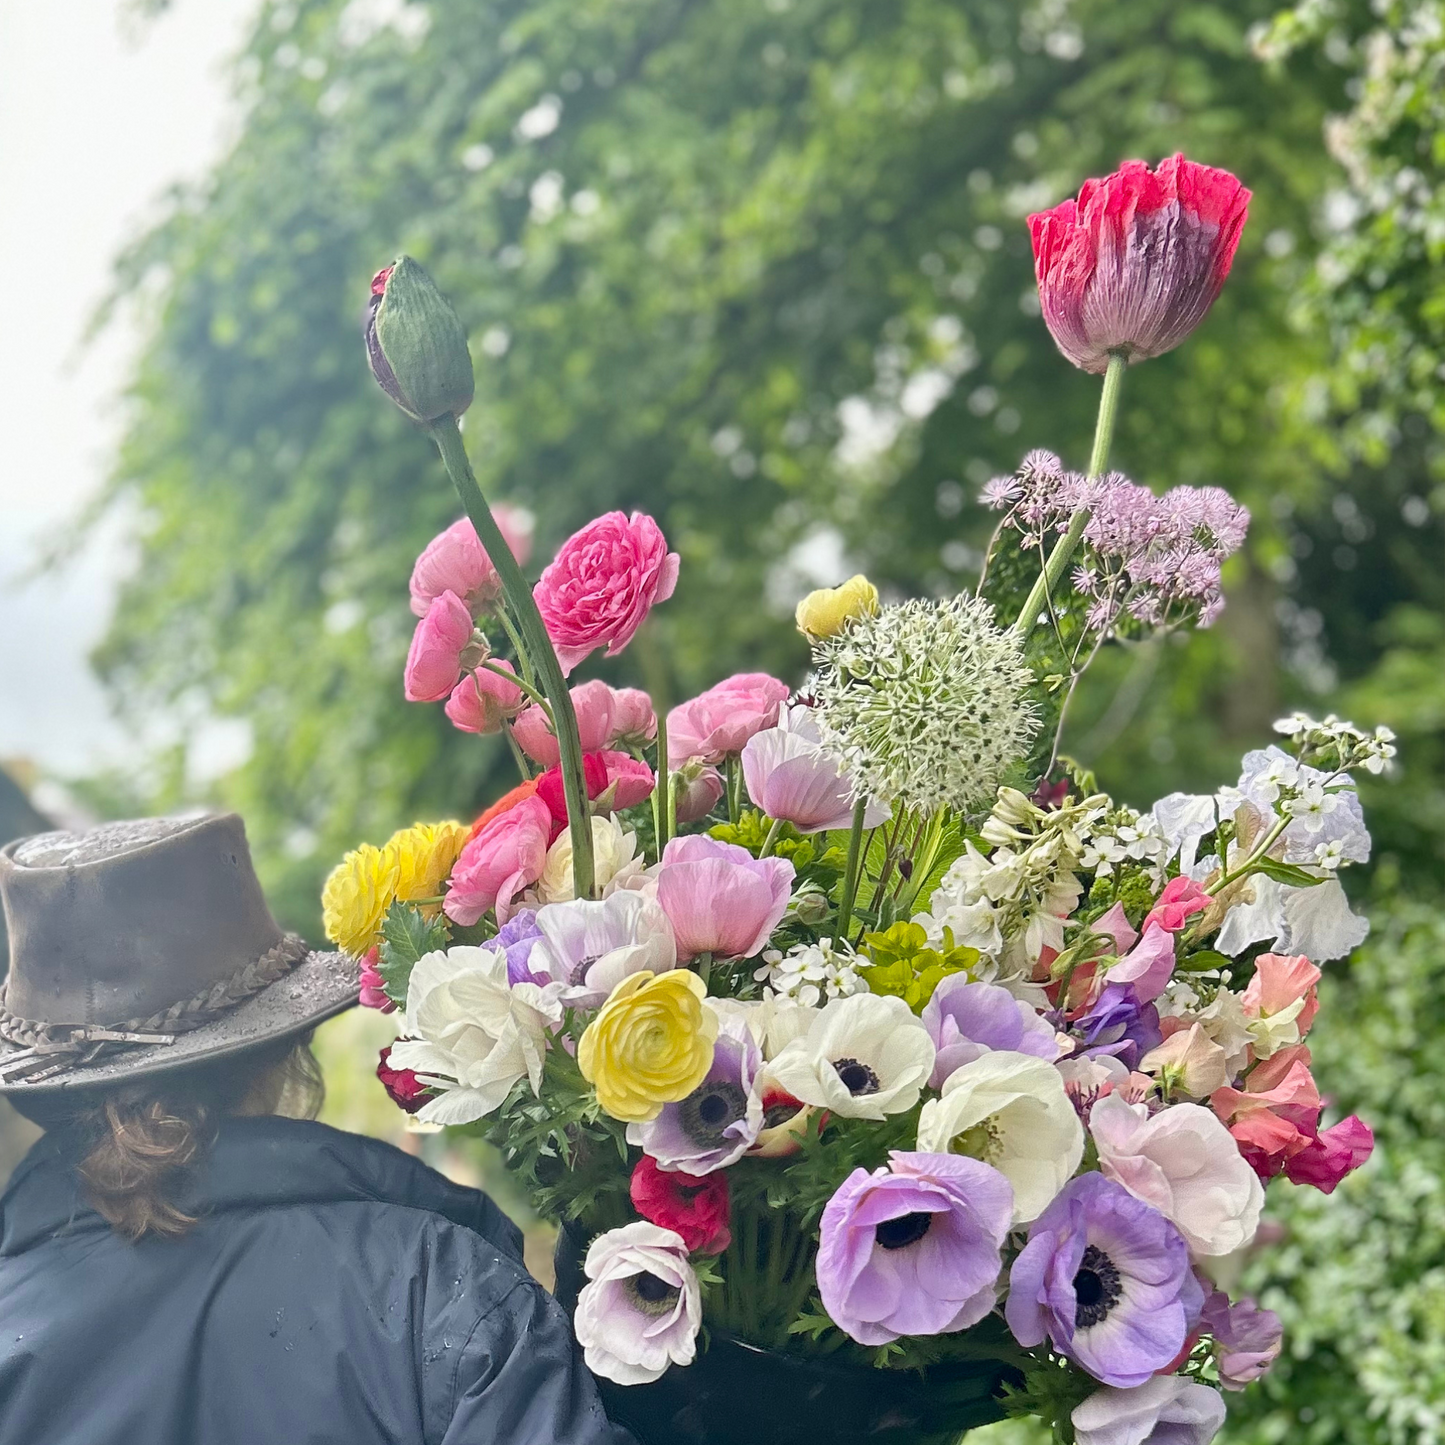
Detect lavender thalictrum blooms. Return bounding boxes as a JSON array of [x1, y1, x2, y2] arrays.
[[495, 908, 545, 986], [626, 1014, 764, 1175], [1072, 983, 1163, 1071], [922, 977, 1063, 1089], [1006, 1172, 1204, 1387], [817, 1151, 1014, 1346]]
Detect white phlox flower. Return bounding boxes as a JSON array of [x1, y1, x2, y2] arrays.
[[753, 937, 865, 1008]]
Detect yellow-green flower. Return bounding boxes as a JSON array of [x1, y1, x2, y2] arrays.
[[578, 971, 718, 1122], [857, 921, 980, 1013], [795, 574, 879, 641]]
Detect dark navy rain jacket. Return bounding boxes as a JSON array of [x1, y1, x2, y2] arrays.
[[0, 1116, 633, 1445]]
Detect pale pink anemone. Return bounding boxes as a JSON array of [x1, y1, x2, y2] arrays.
[[654, 835, 793, 961], [741, 704, 888, 834]]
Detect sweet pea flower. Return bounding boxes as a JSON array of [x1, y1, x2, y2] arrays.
[[1139, 1023, 1228, 1100], [403, 590, 478, 702], [815, 1151, 1013, 1346], [1200, 1290, 1282, 1390], [1141, 876, 1212, 934], [1071, 1376, 1227, 1445], [654, 835, 794, 960], [1241, 952, 1321, 1048], [408, 507, 533, 617], [1106, 923, 1177, 1004], [444, 662, 524, 735], [527, 891, 677, 1007], [1028, 154, 1250, 374], [667, 673, 790, 766], [629, 1155, 731, 1254], [533, 511, 679, 674], [741, 704, 888, 834], [573, 1222, 701, 1384], [1072, 983, 1164, 1070], [1282, 1114, 1373, 1193], [443, 794, 552, 926], [1089, 1093, 1263, 1257], [1210, 1047, 1322, 1180], [670, 762, 725, 823], [922, 977, 1062, 1089], [535, 815, 647, 904], [512, 680, 619, 766]]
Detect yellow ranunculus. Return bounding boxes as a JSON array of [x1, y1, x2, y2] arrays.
[[388, 819, 468, 903], [578, 971, 718, 1123], [795, 574, 879, 641]]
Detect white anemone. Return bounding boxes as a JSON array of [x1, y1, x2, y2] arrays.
[[527, 891, 677, 1006]]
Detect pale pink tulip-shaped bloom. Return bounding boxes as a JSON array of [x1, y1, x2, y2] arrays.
[[655, 835, 794, 960], [409, 506, 533, 617], [533, 511, 679, 674], [1242, 952, 1321, 1038], [513, 680, 619, 766], [444, 793, 553, 926], [445, 662, 525, 735], [671, 764, 725, 824], [404, 590, 476, 702], [611, 687, 657, 744], [1029, 154, 1250, 373], [667, 673, 790, 766], [741, 705, 887, 833]]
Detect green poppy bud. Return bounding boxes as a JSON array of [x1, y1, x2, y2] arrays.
[[364, 257, 475, 423]]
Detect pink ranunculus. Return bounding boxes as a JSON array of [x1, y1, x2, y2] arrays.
[[358, 947, 395, 1013], [598, 750, 656, 810], [1105, 921, 1176, 1003], [534, 754, 611, 837], [408, 506, 534, 618], [1283, 1114, 1373, 1194], [512, 680, 619, 766], [445, 662, 525, 735], [741, 705, 885, 834], [1141, 875, 1212, 934], [1028, 154, 1251, 374], [671, 764, 725, 824], [667, 674, 790, 767], [655, 835, 794, 961], [404, 590, 476, 702], [443, 793, 552, 926], [532, 511, 679, 675], [1243, 952, 1321, 1039], [611, 687, 657, 745]]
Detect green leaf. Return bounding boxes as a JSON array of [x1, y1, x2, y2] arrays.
[[376, 901, 450, 1007], [1250, 858, 1328, 888], [1180, 949, 1233, 973]]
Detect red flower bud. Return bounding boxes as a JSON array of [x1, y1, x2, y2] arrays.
[[376, 1046, 431, 1114]]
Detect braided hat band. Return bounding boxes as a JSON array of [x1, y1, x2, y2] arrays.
[[0, 934, 309, 1085]]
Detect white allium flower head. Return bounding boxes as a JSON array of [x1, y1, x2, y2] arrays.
[[810, 594, 1039, 813]]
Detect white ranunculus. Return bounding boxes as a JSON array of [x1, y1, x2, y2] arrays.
[[1072, 1376, 1226, 1445], [766, 993, 935, 1120], [573, 1222, 701, 1384], [535, 815, 646, 903], [527, 891, 677, 1006], [1089, 1092, 1264, 1257], [917, 1050, 1083, 1223], [387, 946, 562, 1125]]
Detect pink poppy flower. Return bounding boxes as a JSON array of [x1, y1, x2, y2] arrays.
[[1028, 154, 1251, 373], [443, 793, 552, 926], [1242, 952, 1321, 1039], [667, 673, 790, 766], [532, 511, 679, 674], [1141, 876, 1212, 934], [654, 835, 793, 961], [408, 507, 533, 617], [403, 590, 477, 702], [444, 662, 524, 735]]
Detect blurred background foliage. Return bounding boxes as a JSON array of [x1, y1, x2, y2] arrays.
[[29, 0, 1445, 1437]]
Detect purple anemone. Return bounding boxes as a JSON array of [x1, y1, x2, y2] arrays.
[[922, 977, 1062, 1088], [495, 908, 544, 986]]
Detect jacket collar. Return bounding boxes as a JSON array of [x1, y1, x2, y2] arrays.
[[0, 1116, 523, 1261]]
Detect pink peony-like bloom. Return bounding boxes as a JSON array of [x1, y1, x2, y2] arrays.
[[598, 750, 656, 810], [667, 673, 791, 766], [655, 835, 793, 961], [513, 679, 618, 766], [443, 793, 552, 926], [1028, 154, 1251, 373], [1282, 1114, 1373, 1194], [404, 590, 477, 702], [1243, 952, 1321, 1039], [408, 507, 533, 617], [611, 687, 657, 745], [670, 763, 725, 824], [358, 947, 395, 1013], [533, 511, 679, 674], [741, 705, 884, 834], [1141, 876, 1212, 934], [444, 662, 524, 735]]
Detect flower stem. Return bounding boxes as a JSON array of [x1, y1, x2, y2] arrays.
[[726, 754, 742, 825], [836, 797, 868, 938], [479, 660, 551, 716], [758, 817, 784, 859], [494, 605, 536, 689], [426, 416, 595, 899], [1011, 350, 1127, 640], [652, 709, 671, 860]]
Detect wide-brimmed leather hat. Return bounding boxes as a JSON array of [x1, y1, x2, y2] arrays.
[[0, 813, 358, 1093]]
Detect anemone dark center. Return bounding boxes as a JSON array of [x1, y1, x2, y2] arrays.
[[569, 954, 602, 987], [625, 1270, 681, 1317], [832, 1057, 880, 1096], [874, 1212, 933, 1251], [762, 1101, 801, 1130], [1073, 1245, 1123, 1329], [678, 1081, 748, 1146]]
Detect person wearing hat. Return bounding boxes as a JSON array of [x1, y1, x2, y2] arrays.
[[0, 814, 633, 1445]]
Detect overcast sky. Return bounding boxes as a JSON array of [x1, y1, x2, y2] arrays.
[[0, 0, 257, 794]]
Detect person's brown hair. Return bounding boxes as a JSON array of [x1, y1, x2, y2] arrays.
[[10, 1035, 324, 1240]]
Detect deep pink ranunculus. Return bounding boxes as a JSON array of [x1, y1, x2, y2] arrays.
[[512, 680, 619, 766], [1028, 154, 1250, 373], [404, 590, 476, 702], [1141, 875, 1212, 934], [445, 662, 525, 735], [599, 750, 656, 810], [534, 754, 611, 838], [654, 834, 793, 961], [408, 507, 533, 618], [443, 793, 552, 926], [376, 1046, 430, 1113], [629, 1155, 731, 1255], [358, 948, 395, 1013], [667, 673, 790, 766], [532, 511, 679, 674]]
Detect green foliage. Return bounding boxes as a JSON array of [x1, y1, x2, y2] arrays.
[[376, 900, 450, 1006], [857, 920, 979, 1011]]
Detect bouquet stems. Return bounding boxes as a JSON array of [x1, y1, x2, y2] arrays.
[[426, 415, 596, 899], [1010, 350, 1127, 639]]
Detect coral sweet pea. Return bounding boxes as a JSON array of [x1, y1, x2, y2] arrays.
[[1141, 876, 1211, 934], [1242, 952, 1321, 1042], [1028, 154, 1251, 373]]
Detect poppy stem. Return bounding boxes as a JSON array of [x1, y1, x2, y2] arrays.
[[836, 796, 869, 939]]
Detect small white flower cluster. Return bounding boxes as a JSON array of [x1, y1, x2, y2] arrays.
[[810, 594, 1039, 814], [1273, 711, 1396, 775], [754, 937, 866, 1008], [1075, 803, 1170, 882]]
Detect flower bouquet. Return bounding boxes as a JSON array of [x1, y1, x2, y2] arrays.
[[328, 155, 1385, 1445]]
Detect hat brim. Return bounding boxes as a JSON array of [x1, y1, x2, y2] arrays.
[[0, 948, 359, 1094]]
